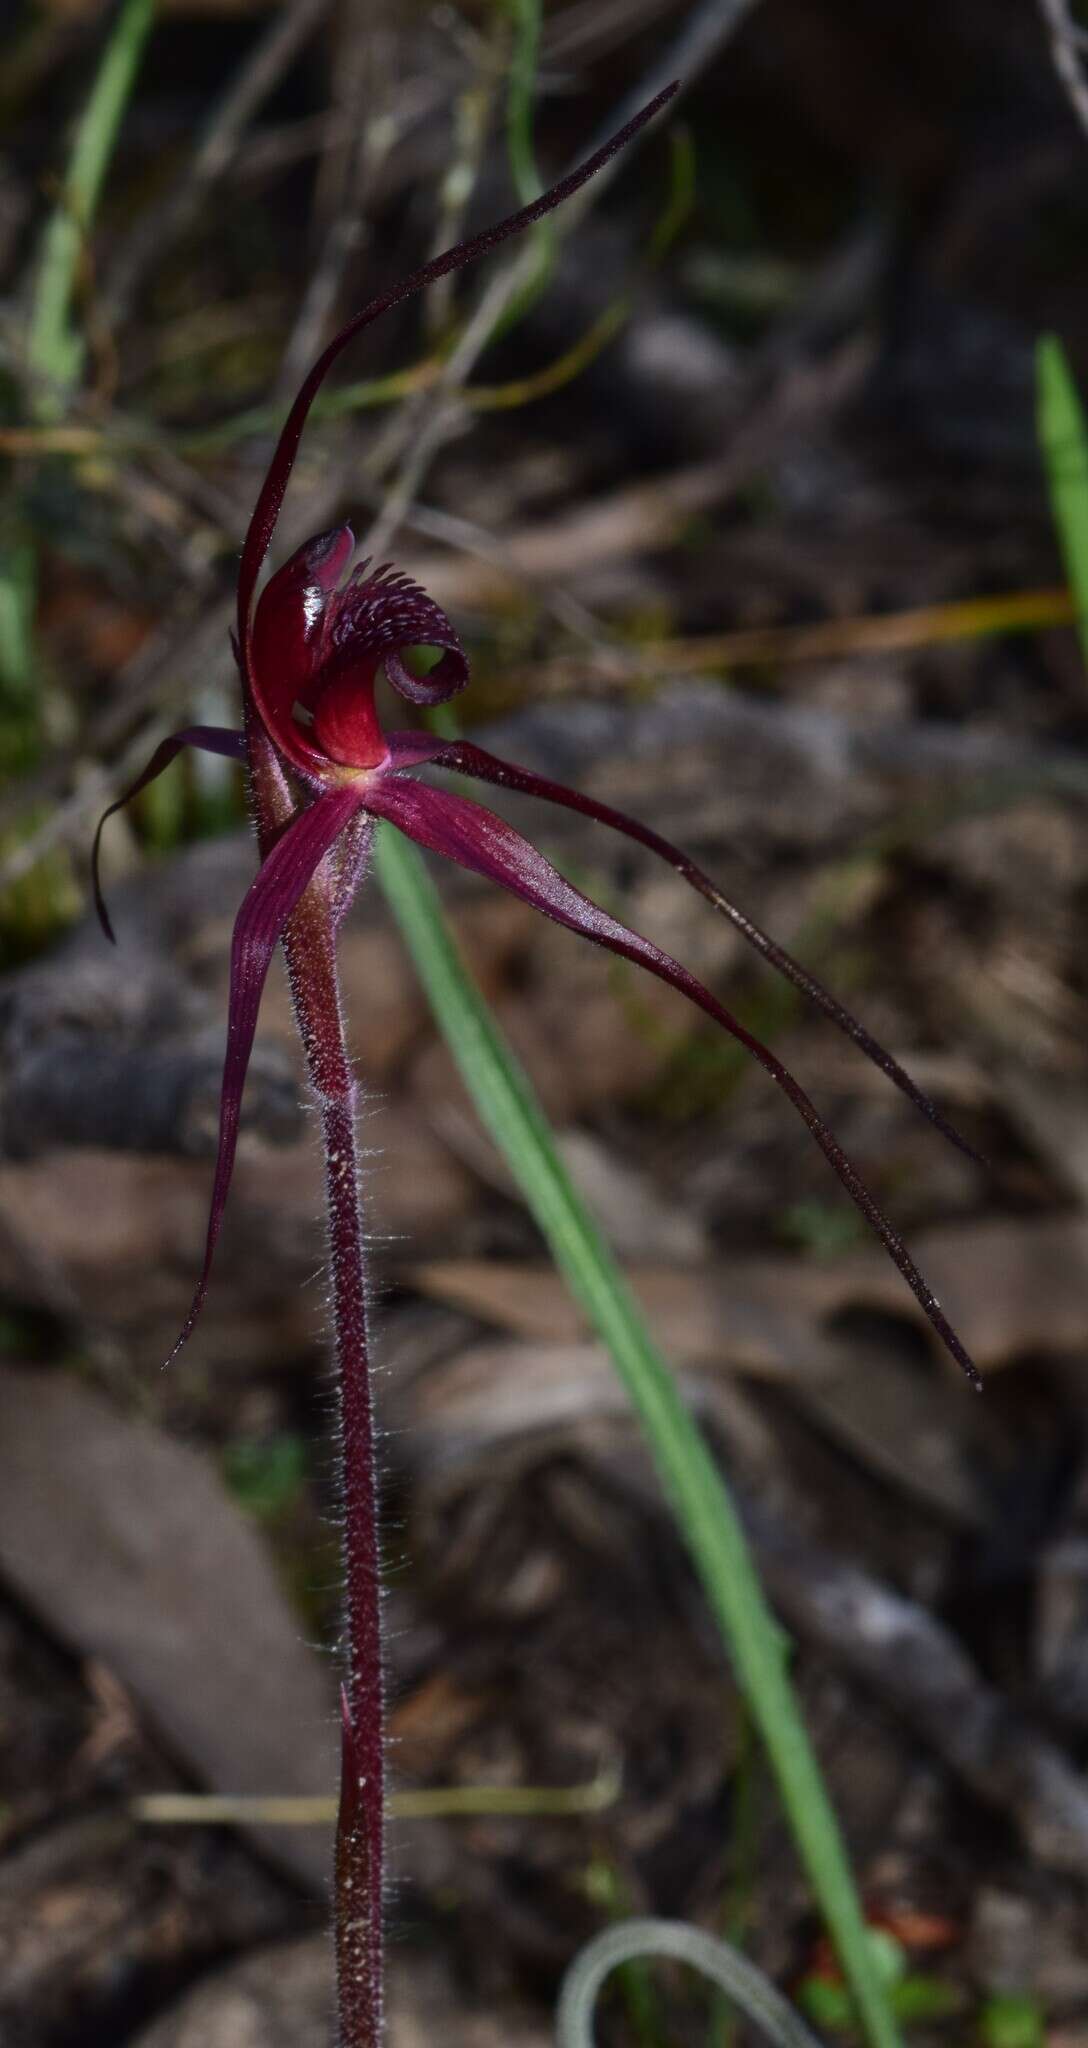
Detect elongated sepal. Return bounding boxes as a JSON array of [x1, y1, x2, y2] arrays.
[[366, 774, 980, 1387], [92, 726, 246, 943], [397, 733, 982, 1166], [236, 84, 680, 664], [167, 785, 364, 1363]]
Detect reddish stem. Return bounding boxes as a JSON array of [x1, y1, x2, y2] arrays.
[[246, 720, 384, 2046]]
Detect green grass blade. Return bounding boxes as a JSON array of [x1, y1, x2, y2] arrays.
[[374, 822, 902, 2048], [494, 0, 555, 336], [505, 0, 544, 207], [27, 0, 157, 410], [0, 534, 36, 702], [1036, 334, 1088, 672]]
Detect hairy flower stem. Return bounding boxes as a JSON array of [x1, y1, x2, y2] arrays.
[[245, 720, 383, 2046], [323, 1082, 383, 2048]]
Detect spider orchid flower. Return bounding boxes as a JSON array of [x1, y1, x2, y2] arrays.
[[94, 81, 978, 2048]]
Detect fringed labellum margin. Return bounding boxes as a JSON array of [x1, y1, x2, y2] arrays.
[[94, 78, 979, 2048]]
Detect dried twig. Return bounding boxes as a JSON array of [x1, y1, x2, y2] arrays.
[[754, 1511, 1088, 1882], [361, 0, 768, 558], [104, 0, 330, 323], [377, 338, 869, 612], [576, 0, 762, 173], [1038, 0, 1088, 140], [273, 0, 396, 402], [544, 0, 674, 66], [8, 0, 769, 894]]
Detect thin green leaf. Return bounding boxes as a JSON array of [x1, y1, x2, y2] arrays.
[[0, 535, 35, 702], [374, 823, 903, 2048], [1036, 333, 1088, 671], [27, 0, 157, 411], [495, 0, 555, 336], [556, 1919, 823, 2048], [505, 0, 544, 207]]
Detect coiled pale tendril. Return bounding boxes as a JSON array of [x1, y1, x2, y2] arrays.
[[555, 1919, 824, 2048]]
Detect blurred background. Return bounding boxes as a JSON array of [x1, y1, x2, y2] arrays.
[[4, 0, 1088, 2041]]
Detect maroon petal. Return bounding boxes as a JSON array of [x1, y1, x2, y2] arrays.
[[366, 775, 979, 1387], [236, 84, 679, 667], [168, 784, 364, 1363], [93, 726, 247, 943], [410, 736, 980, 1165], [385, 731, 447, 772], [248, 525, 356, 779]]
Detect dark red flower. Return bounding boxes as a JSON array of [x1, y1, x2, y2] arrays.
[[96, 403, 981, 1382], [94, 80, 979, 2047]]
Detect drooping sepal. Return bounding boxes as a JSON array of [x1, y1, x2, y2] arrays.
[[92, 725, 247, 943], [398, 733, 981, 1165], [167, 783, 364, 1362], [366, 773, 980, 1388]]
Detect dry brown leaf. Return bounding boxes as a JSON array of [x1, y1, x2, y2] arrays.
[[409, 1215, 1088, 1527], [129, 1934, 551, 2046], [389, 1328, 982, 1528], [0, 1368, 335, 1887], [0, 1106, 475, 1349], [414, 1213, 1088, 1376], [410, 1255, 839, 1373], [130, 1938, 332, 2048]]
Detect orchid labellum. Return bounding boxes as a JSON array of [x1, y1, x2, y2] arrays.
[[95, 81, 977, 2047]]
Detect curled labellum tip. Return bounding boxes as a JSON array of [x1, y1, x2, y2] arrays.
[[248, 529, 467, 778]]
